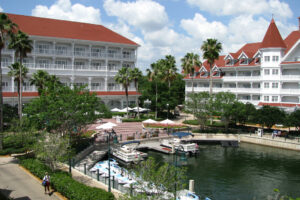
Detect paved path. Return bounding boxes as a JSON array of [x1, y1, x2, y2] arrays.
[[0, 156, 61, 200]]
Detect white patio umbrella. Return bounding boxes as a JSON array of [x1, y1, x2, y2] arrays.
[[119, 107, 133, 112], [111, 108, 121, 112], [142, 119, 158, 123], [160, 119, 175, 124], [96, 122, 117, 130]]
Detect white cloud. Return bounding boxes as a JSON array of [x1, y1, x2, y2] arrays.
[[186, 0, 292, 19], [31, 0, 101, 24], [0, 6, 3, 12], [180, 13, 227, 40], [103, 0, 168, 32]]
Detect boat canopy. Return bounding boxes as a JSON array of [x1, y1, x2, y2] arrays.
[[172, 132, 193, 138], [121, 141, 141, 146]]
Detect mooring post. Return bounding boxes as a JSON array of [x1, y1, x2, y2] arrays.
[[97, 169, 100, 181], [189, 179, 195, 192]]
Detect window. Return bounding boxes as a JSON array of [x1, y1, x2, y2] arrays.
[[55, 45, 67, 55], [272, 56, 279, 62], [123, 51, 131, 59], [74, 61, 86, 69], [37, 59, 50, 68], [264, 56, 270, 62], [264, 96, 269, 102], [272, 96, 278, 102], [74, 47, 85, 56], [91, 82, 102, 90], [272, 69, 278, 75], [2, 82, 8, 87], [272, 82, 278, 88], [264, 82, 269, 88], [264, 69, 270, 75], [37, 43, 50, 54], [55, 60, 67, 66]]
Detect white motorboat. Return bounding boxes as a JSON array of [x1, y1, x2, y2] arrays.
[[161, 137, 198, 154], [176, 190, 200, 200], [112, 141, 147, 163]]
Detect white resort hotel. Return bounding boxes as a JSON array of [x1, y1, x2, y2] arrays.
[[184, 18, 300, 111], [2, 13, 140, 108]]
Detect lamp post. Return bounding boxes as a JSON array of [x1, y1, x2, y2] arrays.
[[144, 99, 151, 117], [167, 103, 169, 119], [174, 145, 185, 200], [107, 129, 116, 193]]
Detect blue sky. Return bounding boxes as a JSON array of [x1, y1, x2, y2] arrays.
[[1, 0, 299, 72]]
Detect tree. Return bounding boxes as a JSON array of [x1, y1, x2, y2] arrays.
[[214, 92, 237, 131], [201, 38, 222, 96], [0, 13, 18, 149], [35, 132, 72, 171], [181, 52, 201, 94], [8, 62, 29, 100], [115, 67, 132, 118], [185, 92, 211, 130], [256, 106, 285, 129], [30, 70, 50, 95], [146, 62, 163, 119], [289, 110, 300, 132], [129, 157, 187, 200], [129, 67, 142, 119], [8, 30, 33, 122], [161, 55, 177, 90], [23, 81, 108, 135]]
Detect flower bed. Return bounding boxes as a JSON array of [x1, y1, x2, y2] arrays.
[[143, 123, 188, 129]]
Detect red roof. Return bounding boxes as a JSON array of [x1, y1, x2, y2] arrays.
[[6, 13, 138, 46], [284, 31, 300, 54], [260, 18, 286, 49], [258, 102, 300, 107]]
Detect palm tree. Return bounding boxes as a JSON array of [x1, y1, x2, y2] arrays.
[[161, 55, 177, 90], [181, 52, 202, 94], [0, 13, 18, 135], [201, 39, 222, 96], [146, 62, 163, 119], [8, 30, 33, 122], [30, 70, 50, 95], [115, 67, 131, 118], [8, 62, 29, 100], [129, 67, 142, 119]]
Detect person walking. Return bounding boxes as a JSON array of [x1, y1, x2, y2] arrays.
[[43, 172, 51, 194]]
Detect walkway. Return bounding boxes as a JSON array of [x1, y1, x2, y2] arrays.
[[0, 156, 62, 200]]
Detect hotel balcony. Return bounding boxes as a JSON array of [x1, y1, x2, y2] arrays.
[[186, 86, 261, 94], [222, 76, 261, 82]]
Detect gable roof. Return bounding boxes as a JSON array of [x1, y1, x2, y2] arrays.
[[6, 13, 138, 46], [284, 31, 300, 54], [260, 18, 286, 49]]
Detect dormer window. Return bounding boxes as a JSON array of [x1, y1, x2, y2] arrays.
[[200, 71, 206, 76], [240, 58, 248, 65], [255, 57, 260, 64], [226, 59, 233, 66]]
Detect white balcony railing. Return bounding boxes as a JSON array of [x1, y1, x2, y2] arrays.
[[3, 48, 135, 61], [280, 88, 300, 94], [223, 76, 261, 81]]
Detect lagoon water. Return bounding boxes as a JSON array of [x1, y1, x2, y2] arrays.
[[147, 143, 300, 200]]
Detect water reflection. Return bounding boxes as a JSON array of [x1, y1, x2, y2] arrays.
[[147, 143, 300, 200]]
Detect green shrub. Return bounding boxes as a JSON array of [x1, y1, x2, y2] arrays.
[[20, 158, 115, 200], [183, 120, 199, 125], [122, 118, 144, 122]]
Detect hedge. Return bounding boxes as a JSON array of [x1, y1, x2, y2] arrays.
[[20, 158, 115, 200]]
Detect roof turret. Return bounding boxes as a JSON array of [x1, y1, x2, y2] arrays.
[[260, 18, 286, 49]]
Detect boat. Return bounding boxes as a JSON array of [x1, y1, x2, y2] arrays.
[[160, 132, 198, 154], [176, 190, 200, 200], [112, 141, 147, 163]]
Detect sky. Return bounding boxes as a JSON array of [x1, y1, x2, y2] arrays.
[[0, 0, 299, 72]]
